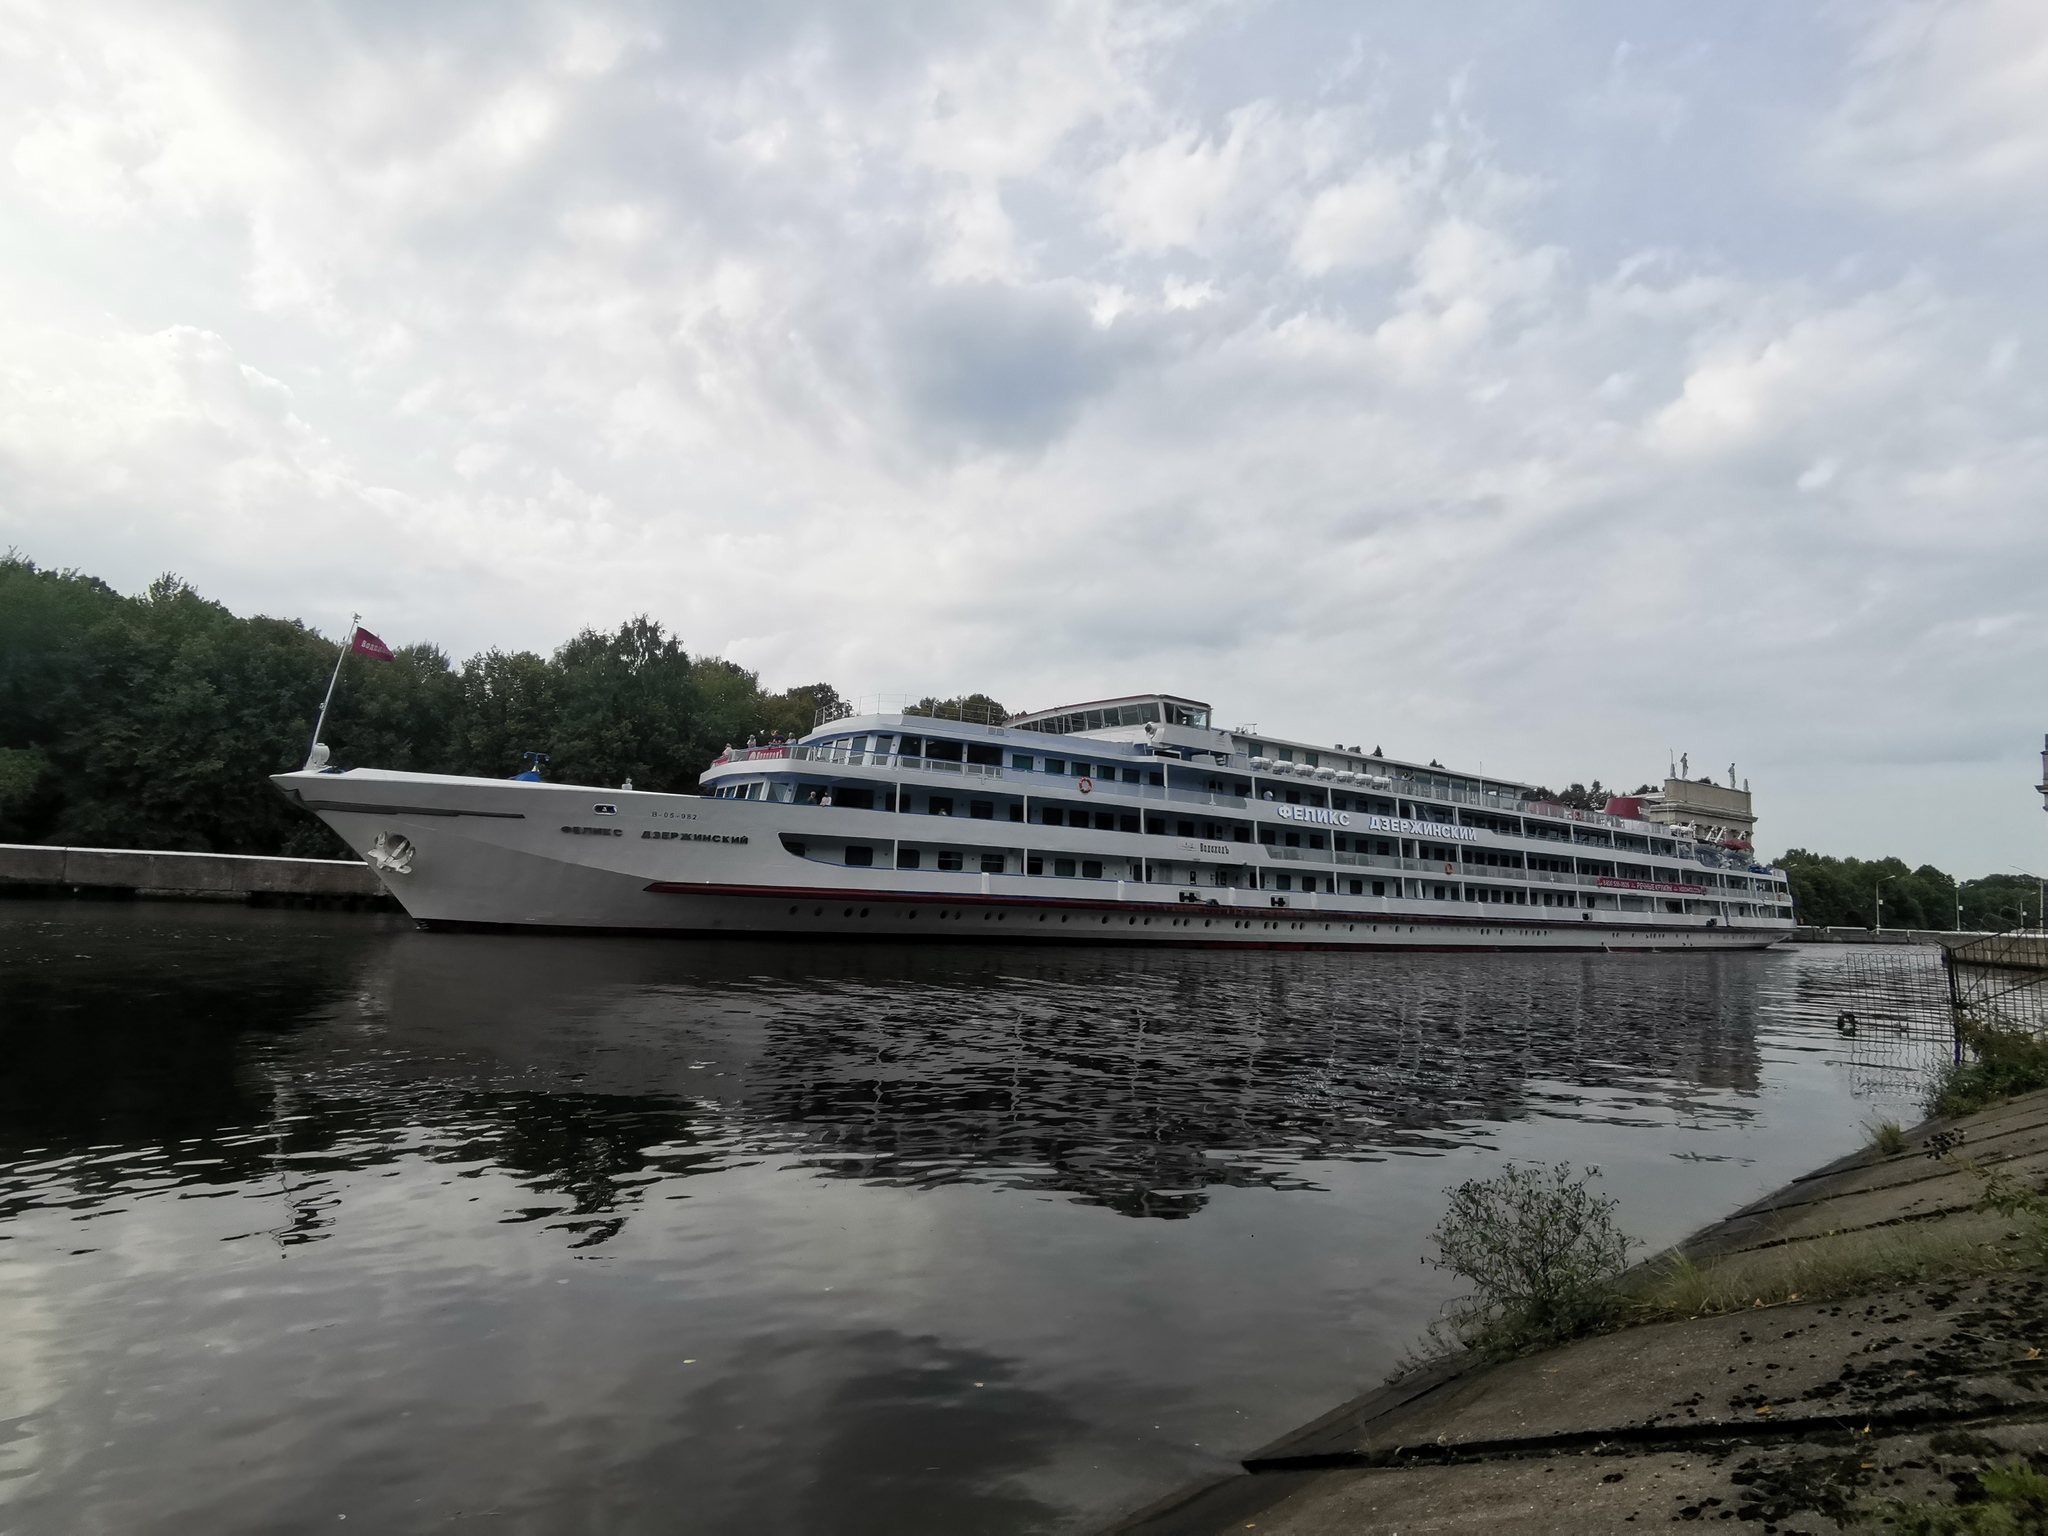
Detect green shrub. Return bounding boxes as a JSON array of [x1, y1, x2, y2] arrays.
[[1869, 1120, 1909, 1156], [1426, 1162, 1632, 1358], [1929, 1023, 2048, 1119]]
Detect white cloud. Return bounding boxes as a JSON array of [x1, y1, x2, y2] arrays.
[[1291, 161, 1426, 275], [0, 0, 2042, 872], [1813, 0, 2048, 224]]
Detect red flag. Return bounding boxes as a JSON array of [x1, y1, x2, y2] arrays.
[[350, 627, 395, 662]]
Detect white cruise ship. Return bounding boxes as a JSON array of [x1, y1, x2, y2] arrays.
[[274, 692, 1795, 950]]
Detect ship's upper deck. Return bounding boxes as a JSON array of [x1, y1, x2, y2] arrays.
[[699, 697, 1778, 878]]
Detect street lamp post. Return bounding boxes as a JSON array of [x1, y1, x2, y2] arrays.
[[1875, 873, 1898, 936], [2011, 867, 2045, 934]]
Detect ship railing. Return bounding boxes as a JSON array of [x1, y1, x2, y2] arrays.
[[773, 745, 1007, 780], [1338, 851, 1405, 871]]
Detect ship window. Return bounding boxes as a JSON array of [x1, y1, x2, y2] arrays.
[[1027, 856, 1043, 875], [937, 850, 964, 871], [1274, 874, 1292, 891], [783, 839, 806, 857], [845, 846, 873, 867], [1009, 805, 1024, 822], [1348, 879, 1363, 895], [1277, 748, 1293, 761], [1334, 836, 1348, 852], [1042, 807, 1064, 826], [1148, 771, 1164, 786], [1119, 813, 1139, 833], [929, 797, 954, 816], [1012, 754, 1034, 771], [981, 854, 1005, 874], [1372, 881, 1386, 896], [1234, 825, 1250, 842], [1094, 811, 1115, 831], [1308, 833, 1325, 850], [1305, 753, 1319, 768], [969, 800, 995, 820], [925, 739, 964, 762], [1146, 816, 1166, 835], [1285, 791, 1300, 804], [1054, 858, 1076, 878], [966, 744, 1001, 766], [1139, 704, 1161, 723], [1259, 827, 1276, 844], [1177, 821, 1195, 837], [1121, 768, 1140, 784], [1082, 861, 1103, 879], [1284, 832, 1300, 847], [897, 849, 920, 869], [1046, 758, 1065, 775], [836, 787, 875, 810], [898, 736, 922, 757]]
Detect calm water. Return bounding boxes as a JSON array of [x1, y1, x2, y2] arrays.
[[0, 901, 1935, 1534]]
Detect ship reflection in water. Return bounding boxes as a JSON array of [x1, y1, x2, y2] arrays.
[[0, 902, 1894, 1535]]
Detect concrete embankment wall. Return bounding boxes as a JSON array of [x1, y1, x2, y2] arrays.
[[1790, 924, 1992, 948], [0, 842, 391, 907]]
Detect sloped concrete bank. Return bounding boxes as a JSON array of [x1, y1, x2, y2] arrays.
[[0, 842, 391, 908], [1109, 1090, 2048, 1535]]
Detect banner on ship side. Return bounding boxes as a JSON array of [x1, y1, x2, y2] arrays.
[[1597, 876, 1707, 895]]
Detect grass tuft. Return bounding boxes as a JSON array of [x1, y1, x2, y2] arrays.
[[1625, 1214, 2032, 1322], [1868, 1120, 1910, 1157], [1867, 1459, 2048, 1532], [1928, 1022, 2048, 1120]]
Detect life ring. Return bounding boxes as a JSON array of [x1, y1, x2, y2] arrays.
[[1444, 862, 1454, 874], [1078, 777, 1093, 794]]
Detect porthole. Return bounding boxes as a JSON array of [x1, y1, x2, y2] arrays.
[[843, 907, 853, 917], [860, 908, 869, 918], [1061, 914, 1069, 923], [813, 906, 822, 916], [985, 912, 993, 921], [788, 905, 798, 915]]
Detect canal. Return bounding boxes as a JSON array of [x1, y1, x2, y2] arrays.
[[0, 900, 1934, 1533]]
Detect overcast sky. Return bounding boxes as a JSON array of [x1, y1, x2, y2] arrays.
[[1, 0, 2043, 874]]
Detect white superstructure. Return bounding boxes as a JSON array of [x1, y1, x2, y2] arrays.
[[273, 692, 1795, 950]]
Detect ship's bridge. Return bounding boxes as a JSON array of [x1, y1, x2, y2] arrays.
[[1008, 694, 1211, 736]]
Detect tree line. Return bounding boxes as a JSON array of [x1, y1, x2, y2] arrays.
[[0, 556, 842, 858], [1778, 850, 2041, 933]]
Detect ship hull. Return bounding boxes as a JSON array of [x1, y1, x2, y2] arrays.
[[274, 769, 1790, 952]]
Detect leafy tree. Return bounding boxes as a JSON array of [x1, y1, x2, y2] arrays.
[[1778, 851, 2037, 932], [0, 554, 853, 855], [907, 693, 1008, 724]]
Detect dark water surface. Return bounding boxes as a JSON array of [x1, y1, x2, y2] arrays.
[[0, 901, 1927, 1534]]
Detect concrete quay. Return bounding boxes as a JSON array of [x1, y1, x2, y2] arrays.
[[1790, 925, 1999, 949], [0, 841, 390, 907], [1111, 1090, 2048, 1535]]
